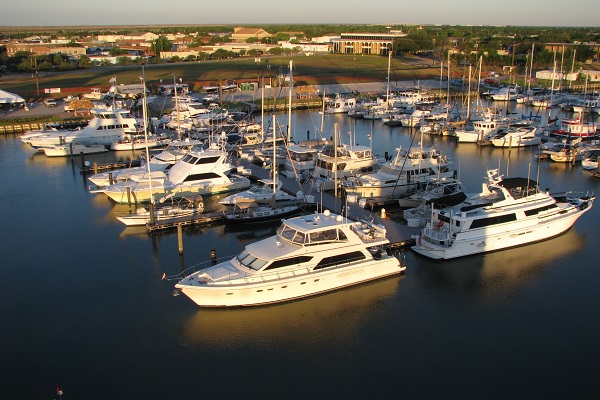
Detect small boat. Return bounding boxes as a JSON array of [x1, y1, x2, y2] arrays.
[[581, 148, 600, 170], [223, 199, 305, 224], [218, 178, 296, 205], [115, 197, 204, 226], [43, 143, 108, 157], [172, 210, 407, 307], [110, 135, 171, 151], [411, 169, 595, 260]]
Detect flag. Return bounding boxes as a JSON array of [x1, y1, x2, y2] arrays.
[[109, 76, 116, 83], [161, 272, 166, 280]]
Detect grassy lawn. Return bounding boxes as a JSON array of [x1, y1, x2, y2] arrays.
[[1, 53, 443, 98]]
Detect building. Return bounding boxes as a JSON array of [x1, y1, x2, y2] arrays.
[[5, 43, 86, 57], [231, 27, 270, 42], [332, 32, 407, 55]]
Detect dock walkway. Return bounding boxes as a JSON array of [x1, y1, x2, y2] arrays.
[[241, 158, 419, 247]]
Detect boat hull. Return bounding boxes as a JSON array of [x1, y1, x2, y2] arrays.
[[176, 258, 404, 307], [104, 178, 250, 204], [412, 205, 591, 260]]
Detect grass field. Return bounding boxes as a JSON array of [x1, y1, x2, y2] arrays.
[[1, 53, 444, 100]]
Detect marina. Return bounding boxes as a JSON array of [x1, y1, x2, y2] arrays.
[[1, 97, 600, 399]]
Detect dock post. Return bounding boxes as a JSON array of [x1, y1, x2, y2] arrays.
[[126, 187, 132, 208], [148, 202, 155, 225], [211, 249, 217, 265], [177, 225, 184, 254], [108, 173, 113, 185], [93, 162, 98, 175], [69, 142, 73, 158], [307, 130, 310, 140]]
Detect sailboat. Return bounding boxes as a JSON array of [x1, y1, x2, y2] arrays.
[[224, 62, 313, 223], [114, 71, 207, 226]]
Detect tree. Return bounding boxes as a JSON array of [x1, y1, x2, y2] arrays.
[[116, 56, 132, 65], [153, 36, 173, 56], [267, 47, 286, 56], [77, 55, 93, 68], [246, 37, 259, 44], [109, 47, 128, 56]]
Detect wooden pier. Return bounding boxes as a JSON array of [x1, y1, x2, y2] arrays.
[[80, 159, 142, 174], [141, 157, 420, 247]]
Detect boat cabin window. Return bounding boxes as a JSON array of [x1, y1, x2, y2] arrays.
[[308, 228, 347, 244], [264, 256, 313, 271], [468, 213, 517, 229], [524, 203, 558, 216], [313, 251, 366, 270], [236, 250, 268, 271], [183, 172, 221, 182]]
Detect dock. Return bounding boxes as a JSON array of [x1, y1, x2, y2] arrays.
[[241, 158, 421, 248], [80, 159, 142, 174], [146, 211, 225, 232], [142, 156, 420, 247]]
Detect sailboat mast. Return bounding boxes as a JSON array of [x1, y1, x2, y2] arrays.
[[173, 74, 181, 141], [528, 44, 534, 92], [140, 68, 153, 206], [287, 60, 293, 143], [273, 114, 277, 179]]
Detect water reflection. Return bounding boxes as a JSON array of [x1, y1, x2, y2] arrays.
[[180, 275, 404, 348], [415, 228, 584, 300]]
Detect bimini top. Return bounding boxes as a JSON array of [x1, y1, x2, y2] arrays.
[[496, 177, 538, 190]]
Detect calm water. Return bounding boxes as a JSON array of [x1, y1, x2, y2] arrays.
[[1, 105, 600, 399]]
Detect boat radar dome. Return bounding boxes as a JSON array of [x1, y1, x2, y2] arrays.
[[323, 210, 331, 217]]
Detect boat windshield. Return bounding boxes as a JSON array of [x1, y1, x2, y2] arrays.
[[235, 250, 268, 271], [277, 224, 306, 244]]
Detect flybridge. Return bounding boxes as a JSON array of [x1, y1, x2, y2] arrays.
[[108, 84, 148, 98]]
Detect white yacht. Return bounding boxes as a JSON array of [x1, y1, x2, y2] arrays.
[[43, 143, 109, 157], [88, 138, 203, 188], [490, 126, 541, 147], [454, 119, 501, 143], [342, 146, 455, 201], [412, 169, 595, 260], [490, 86, 519, 101], [311, 143, 380, 191], [282, 139, 329, 180], [325, 94, 357, 114], [102, 142, 250, 204], [20, 107, 138, 150], [173, 210, 407, 307]]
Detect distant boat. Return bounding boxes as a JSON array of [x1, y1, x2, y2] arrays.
[[43, 143, 108, 157], [20, 106, 138, 150]]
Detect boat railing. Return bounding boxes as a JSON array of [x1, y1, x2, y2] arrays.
[[173, 253, 390, 285]]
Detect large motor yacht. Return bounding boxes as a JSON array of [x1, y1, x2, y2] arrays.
[[20, 107, 138, 150], [411, 169, 595, 260], [88, 138, 203, 188], [102, 142, 250, 204], [343, 146, 455, 202], [173, 210, 406, 307]]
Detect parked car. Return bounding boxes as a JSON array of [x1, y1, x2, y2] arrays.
[[43, 98, 57, 107]]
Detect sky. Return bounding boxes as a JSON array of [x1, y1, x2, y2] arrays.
[[1, 0, 599, 27]]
